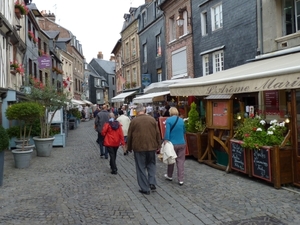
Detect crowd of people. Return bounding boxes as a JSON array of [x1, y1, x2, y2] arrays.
[[93, 103, 186, 195]]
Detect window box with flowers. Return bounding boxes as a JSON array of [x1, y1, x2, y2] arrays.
[[14, 1, 29, 19], [125, 82, 131, 89], [232, 116, 292, 188], [10, 61, 24, 75]]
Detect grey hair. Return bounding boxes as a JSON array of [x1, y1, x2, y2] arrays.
[[135, 104, 145, 113]]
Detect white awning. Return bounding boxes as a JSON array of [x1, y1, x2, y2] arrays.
[[144, 78, 193, 94], [111, 91, 136, 103], [71, 99, 86, 105], [169, 52, 300, 96], [83, 100, 93, 105], [133, 91, 170, 104]]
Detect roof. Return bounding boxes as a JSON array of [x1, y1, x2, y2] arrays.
[[93, 58, 115, 74], [44, 30, 60, 39]]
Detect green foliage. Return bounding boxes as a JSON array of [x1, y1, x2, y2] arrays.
[[186, 102, 201, 133], [26, 78, 71, 138], [0, 125, 9, 152], [69, 108, 81, 119], [5, 101, 43, 149], [6, 125, 22, 139], [235, 117, 287, 149]]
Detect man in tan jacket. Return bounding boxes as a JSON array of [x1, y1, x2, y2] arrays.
[[127, 104, 161, 195]]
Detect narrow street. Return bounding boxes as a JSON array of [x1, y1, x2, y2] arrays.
[[1, 119, 299, 225]]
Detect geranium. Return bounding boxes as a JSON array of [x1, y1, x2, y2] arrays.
[[235, 117, 287, 149], [15, 1, 29, 15], [10, 60, 24, 75]]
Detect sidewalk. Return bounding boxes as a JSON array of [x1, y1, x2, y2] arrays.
[[0, 119, 299, 225]]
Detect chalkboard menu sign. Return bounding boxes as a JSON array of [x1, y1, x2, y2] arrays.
[[251, 147, 271, 182], [230, 140, 246, 173]]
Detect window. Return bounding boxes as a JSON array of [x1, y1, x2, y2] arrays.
[[213, 51, 224, 73], [125, 42, 129, 59], [155, 0, 161, 16], [157, 69, 162, 82], [112, 76, 115, 85], [142, 11, 147, 28], [156, 34, 161, 57], [132, 67, 137, 83], [101, 80, 105, 87], [183, 10, 188, 35], [126, 70, 130, 84], [169, 17, 176, 42], [171, 47, 187, 78], [131, 38, 136, 57], [39, 70, 43, 83], [202, 55, 209, 76], [201, 11, 208, 36], [211, 4, 223, 31], [143, 44, 147, 63], [283, 0, 300, 35]]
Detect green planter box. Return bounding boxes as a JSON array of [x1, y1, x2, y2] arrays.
[[214, 149, 228, 167]]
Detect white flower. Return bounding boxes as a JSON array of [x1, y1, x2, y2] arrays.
[[267, 131, 274, 135], [270, 119, 277, 125], [256, 128, 262, 132], [279, 122, 285, 127], [260, 120, 266, 125]]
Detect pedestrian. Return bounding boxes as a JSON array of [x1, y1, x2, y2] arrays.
[[116, 109, 131, 155], [95, 104, 110, 158], [101, 113, 125, 175], [93, 106, 100, 118], [163, 105, 170, 117], [127, 104, 161, 195], [163, 107, 186, 186]]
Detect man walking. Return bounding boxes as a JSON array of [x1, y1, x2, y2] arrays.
[[116, 109, 131, 155], [127, 104, 161, 195], [95, 105, 110, 158]]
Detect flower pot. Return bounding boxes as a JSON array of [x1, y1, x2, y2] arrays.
[[16, 144, 35, 150], [15, 7, 21, 19], [33, 136, 55, 157], [11, 149, 33, 169], [14, 139, 29, 146]]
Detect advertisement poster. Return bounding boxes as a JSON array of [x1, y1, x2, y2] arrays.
[[212, 101, 228, 127]]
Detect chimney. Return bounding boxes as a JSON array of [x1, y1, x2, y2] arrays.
[[110, 56, 115, 62], [41, 10, 56, 22], [97, 51, 103, 59], [145, 0, 152, 4]]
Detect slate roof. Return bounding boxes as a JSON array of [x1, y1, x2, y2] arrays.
[[93, 58, 115, 75]]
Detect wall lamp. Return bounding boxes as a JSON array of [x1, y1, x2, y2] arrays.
[[176, 8, 184, 27], [284, 114, 290, 124]]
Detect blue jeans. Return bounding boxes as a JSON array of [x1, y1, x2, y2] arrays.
[[98, 133, 108, 158]]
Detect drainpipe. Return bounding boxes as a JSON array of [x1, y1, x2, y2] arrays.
[[257, 0, 263, 55]]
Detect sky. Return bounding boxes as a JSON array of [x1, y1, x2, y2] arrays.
[[32, 0, 146, 62]]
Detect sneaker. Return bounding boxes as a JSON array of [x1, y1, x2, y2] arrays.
[[100, 154, 104, 158], [179, 181, 184, 186], [164, 174, 172, 181]]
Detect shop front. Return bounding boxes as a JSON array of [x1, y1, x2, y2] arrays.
[[169, 51, 300, 188]]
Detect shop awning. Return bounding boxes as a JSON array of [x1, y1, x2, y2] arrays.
[[169, 52, 300, 96], [132, 91, 170, 104], [111, 91, 136, 103], [71, 99, 86, 105], [144, 78, 193, 94]]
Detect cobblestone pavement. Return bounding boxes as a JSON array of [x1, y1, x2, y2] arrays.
[[1, 119, 300, 225]]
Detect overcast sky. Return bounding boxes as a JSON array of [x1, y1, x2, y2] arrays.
[[32, 0, 146, 62]]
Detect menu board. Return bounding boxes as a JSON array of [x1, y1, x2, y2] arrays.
[[212, 101, 228, 127], [251, 147, 271, 182], [158, 117, 167, 139], [264, 91, 279, 114], [230, 140, 246, 173]]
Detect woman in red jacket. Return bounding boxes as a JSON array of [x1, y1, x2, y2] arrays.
[[101, 113, 125, 174]]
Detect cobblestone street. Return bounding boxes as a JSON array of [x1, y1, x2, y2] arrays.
[[1, 119, 300, 225]]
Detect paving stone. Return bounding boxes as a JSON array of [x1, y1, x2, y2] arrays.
[[1, 119, 300, 225]]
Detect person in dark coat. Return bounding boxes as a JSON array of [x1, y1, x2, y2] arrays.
[[95, 105, 110, 158], [163, 105, 170, 117], [101, 113, 125, 174], [127, 104, 161, 195]]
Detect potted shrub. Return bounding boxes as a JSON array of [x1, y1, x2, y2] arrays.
[[185, 102, 207, 160], [26, 77, 70, 156], [0, 125, 9, 186], [5, 101, 43, 168]]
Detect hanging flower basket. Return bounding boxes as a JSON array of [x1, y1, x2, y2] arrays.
[[14, 1, 29, 19]]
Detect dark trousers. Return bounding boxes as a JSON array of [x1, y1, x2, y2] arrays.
[[107, 146, 118, 172], [97, 133, 107, 157], [134, 150, 157, 192]]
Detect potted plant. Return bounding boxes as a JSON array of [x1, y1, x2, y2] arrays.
[[0, 125, 9, 186], [14, 1, 29, 19], [26, 77, 70, 156], [5, 101, 43, 168], [185, 102, 207, 160]]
